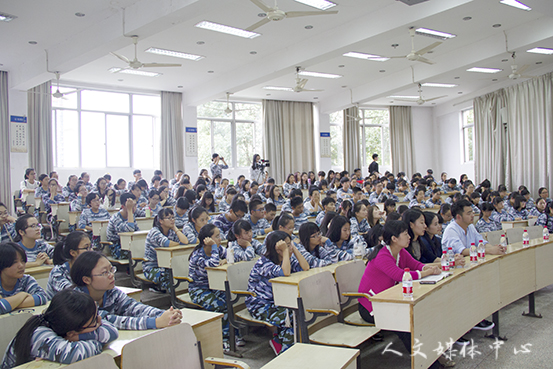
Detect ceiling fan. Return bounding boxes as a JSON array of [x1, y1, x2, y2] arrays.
[[245, 0, 338, 31], [110, 36, 182, 70], [346, 90, 362, 122], [264, 67, 323, 92], [503, 32, 534, 80], [387, 28, 442, 65], [393, 66, 447, 105], [26, 51, 79, 99]]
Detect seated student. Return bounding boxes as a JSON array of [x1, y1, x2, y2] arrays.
[[143, 209, 188, 292], [383, 182, 399, 202], [130, 184, 147, 210], [227, 220, 265, 262], [503, 192, 518, 212], [281, 188, 300, 213], [106, 193, 139, 260], [536, 201, 553, 233], [158, 186, 176, 208], [188, 224, 242, 351], [383, 199, 397, 217], [218, 187, 237, 213], [258, 177, 275, 201], [508, 195, 529, 220], [519, 189, 535, 210], [20, 168, 39, 201], [2, 289, 118, 368], [46, 231, 92, 298], [408, 186, 428, 209], [303, 186, 322, 215], [246, 231, 309, 355], [0, 242, 49, 315], [93, 177, 109, 204], [150, 175, 162, 190], [0, 202, 17, 243], [439, 203, 453, 232], [538, 187, 551, 203], [315, 196, 336, 226], [419, 212, 450, 262], [317, 179, 329, 194], [127, 169, 142, 190], [489, 196, 514, 229], [367, 205, 385, 228], [425, 189, 442, 208], [77, 193, 110, 238], [15, 215, 54, 267], [113, 178, 127, 196], [436, 172, 447, 187], [469, 192, 481, 215], [350, 202, 370, 237], [351, 187, 365, 204], [199, 191, 216, 213], [297, 222, 339, 268], [243, 181, 259, 202], [135, 179, 150, 200], [396, 180, 410, 197], [368, 180, 387, 205], [208, 175, 221, 194], [497, 184, 509, 201], [290, 197, 308, 231], [183, 206, 210, 244], [475, 202, 499, 233], [244, 199, 272, 237], [530, 197, 547, 218], [169, 170, 184, 189], [358, 221, 441, 367], [70, 183, 89, 212], [72, 251, 181, 330], [319, 211, 338, 237], [174, 197, 191, 229], [314, 171, 326, 187], [362, 180, 372, 196], [336, 177, 353, 207], [266, 185, 286, 209], [282, 174, 298, 198], [264, 202, 277, 224], [442, 200, 506, 257], [42, 179, 66, 217], [34, 174, 50, 200], [137, 189, 162, 217], [337, 199, 352, 219], [214, 178, 229, 200], [325, 216, 356, 257], [213, 199, 247, 240], [442, 178, 462, 193], [62, 175, 79, 201]]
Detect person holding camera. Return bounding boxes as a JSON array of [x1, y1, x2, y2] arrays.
[[210, 153, 228, 178], [250, 154, 269, 184]]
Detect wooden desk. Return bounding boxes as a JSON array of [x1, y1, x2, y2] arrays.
[[26, 265, 53, 290], [369, 238, 553, 369], [501, 219, 528, 230], [13, 308, 223, 369], [50, 202, 70, 223], [91, 220, 110, 242], [119, 231, 149, 259], [260, 342, 359, 369], [156, 244, 196, 281], [270, 261, 352, 309], [135, 217, 154, 231], [68, 211, 81, 227], [206, 259, 257, 291]]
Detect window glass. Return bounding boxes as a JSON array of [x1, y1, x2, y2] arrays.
[[53, 110, 79, 168], [212, 121, 232, 166], [197, 120, 212, 170], [106, 115, 130, 167], [330, 111, 344, 169], [133, 116, 155, 169], [197, 101, 231, 119], [236, 122, 255, 168], [80, 112, 106, 168], [81, 90, 129, 114], [133, 95, 161, 116]]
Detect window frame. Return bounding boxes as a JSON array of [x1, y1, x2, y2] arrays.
[[461, 108, 475, 164], [359, 107, 391, 172]]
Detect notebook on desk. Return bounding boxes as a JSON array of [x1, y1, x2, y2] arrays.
[[418, 272, 451, 284]]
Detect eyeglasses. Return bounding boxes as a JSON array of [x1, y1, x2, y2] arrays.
[[310, 232, 322, 239], [26, 223, 42, 230], [82, 306, 100, 329], [77, 246, 93, 251], [92, 266, 117, 278], [162, 217, 175, 221]]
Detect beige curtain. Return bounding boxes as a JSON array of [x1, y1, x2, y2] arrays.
[[389, 106, 414, 176], [474, 71, 553, 195], [0, 71, 12, 211], [262, 100, 315, 184], [343, 107, 361, 172], [28, 81, 53, 176], [473, 90, 508, 189], [160, 91, 184, 177]]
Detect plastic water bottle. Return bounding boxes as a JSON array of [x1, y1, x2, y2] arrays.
[[477, 240, 485, 261], [447, 247, 455, 269], [227, 247, 235, 264], [543, 226, 550, 241], [353, 242, 363, 260], [145, 207, 151, 218], [441, 251, 450, 271], [500, 234, 507, 248], [469, 243, 477, 264], [522, 229, 530, 247], [402, 268, 413, 299]]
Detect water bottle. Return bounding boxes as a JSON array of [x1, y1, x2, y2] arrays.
[[522, 229, 530, 247], [543, 226, 550, 241], [353, 241, 363, 260], [441, 251, 450, 271], [447, 247, 455, 269], [227, 247, 235, 264], [145, 207, 151, 218], [477, 240, 485, 261], [470, 243, 478, 265], [402, 268, 413, 299], [500, 234, 507, 248]]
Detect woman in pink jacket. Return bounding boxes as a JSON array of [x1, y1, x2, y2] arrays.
[[358, 220, 440, 364]]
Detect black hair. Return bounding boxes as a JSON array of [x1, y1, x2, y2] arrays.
[[24, 168, 35, 180], [136, 179, 148, 190], [386, 211, 401, 222], [268, 185, 282, 202], [147, 189, 159, 200], [230, 199, 248, 214], [264, 230, 290, 265], [397, 204, 409, 215], [492, 196, 504, 207], [133, 169, 141, 175], [340, 177, 349, 185], [11, 289, 97, 366], [318, 171, 326, 177], [275, 212, 294, 232], [451, 199, 473, 219], [326, 215, 350, 243], [85, 192, 99, 206], [151, 175, 162, 184], [439, 203, 451, 215], [299, 222, 320, 251], [479, 202, 495, 219], [402, 209, 425, 250], [290, 196, 303, 209], [286, 174, 295, 184], [539, 187, 548, 196], [176, 197, 190, 212], [200, 191, 216, 212], [189, 206, 208, 230], [289, 188, 303, 199], [15, 214, 36, 241], [153, 208, 175, 231], [190, 223, 219, 258], [53, 231, 89, 265], [513, 195, 526, 211], [120, 192, 136, 207], [318, 179, 328, 190], [372, 153, 378, 159], [352, 201, 366, 219], [38, 173, 48, 182], [308, 185, 319, 197], [498, 184, 507, 193], [227, 219, 252, 242], [545, 201, 553, 216], [520, 189, 530, 197], [339, 200, 352, 218], [320, 211, 337, 236], [264, 202, 277, 213], [367, 220, 408, 261], [70, 251, 107, 287], [154, 170, 163, 176], [364, 223, 383, 249], [248, 198, 264, 213], [383, 199, 396, 214], [240, 179, 250, 192], [321, 196, 336, 207], [184, 189, 198, 204], [0, 242, 27, 273]]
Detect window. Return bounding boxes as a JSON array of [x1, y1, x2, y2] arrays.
[[329, 111, 343, 169], [52, 88, 161, 169], [462, 108, 474, 163], [197, 101, 262, 170], [359, 108, 391, 170]]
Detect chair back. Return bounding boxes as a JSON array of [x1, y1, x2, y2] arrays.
[[0, 313, 33, 357]]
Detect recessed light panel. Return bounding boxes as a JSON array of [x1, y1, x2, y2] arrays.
[[298, 70, 342, 79], [263, 86, 294, 91], [421, 83, 458, 88], [415, 28, 456, 40], [499, 0, 531, 11], [294, 0, 336, 10], [467, 67, 503, 73], [527, 47, 553, 55], [195, 21, 260, 39], [343, 52, 390, 62], [145, 47, 204, 61]]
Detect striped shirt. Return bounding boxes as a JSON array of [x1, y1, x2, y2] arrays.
[[0, 275, 49, 314], [350, 217, 370, 237], [18, 240, 54, 263], [106, 212, 139, 244], [188, 245, 227, 289], [78, 208, 110, 229], [143, 228, 182, 271], [46, 262, 72, 299], [227, 239, 265, 262]]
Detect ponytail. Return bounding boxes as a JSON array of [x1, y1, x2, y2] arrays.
[[227, 219, 251, 242], [52, 231, 89, 265], [189, 223, 217, 260]]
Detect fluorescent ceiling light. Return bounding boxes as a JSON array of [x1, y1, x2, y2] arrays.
[[415, 28, 456, 40], [263, 86, 294, 91], [0, 12, 17, 22], [298, 70, 342, 79], [343, 52, 390, 62], [389, 95, 418, 99], [527, 47, 553, 55], [195, 21, 260, 39], [145, 47, 204, 61], [294, 0, 336, 10], [108, 67, 161, 77], [421, 83, 458, 88], [499, 0, 531, 11], [467, 67, 503, 74]]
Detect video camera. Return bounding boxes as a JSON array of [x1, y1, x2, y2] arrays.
[[255, 159, 270, 170]]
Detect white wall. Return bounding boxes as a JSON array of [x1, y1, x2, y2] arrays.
[[411, 106, 435, 175]]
